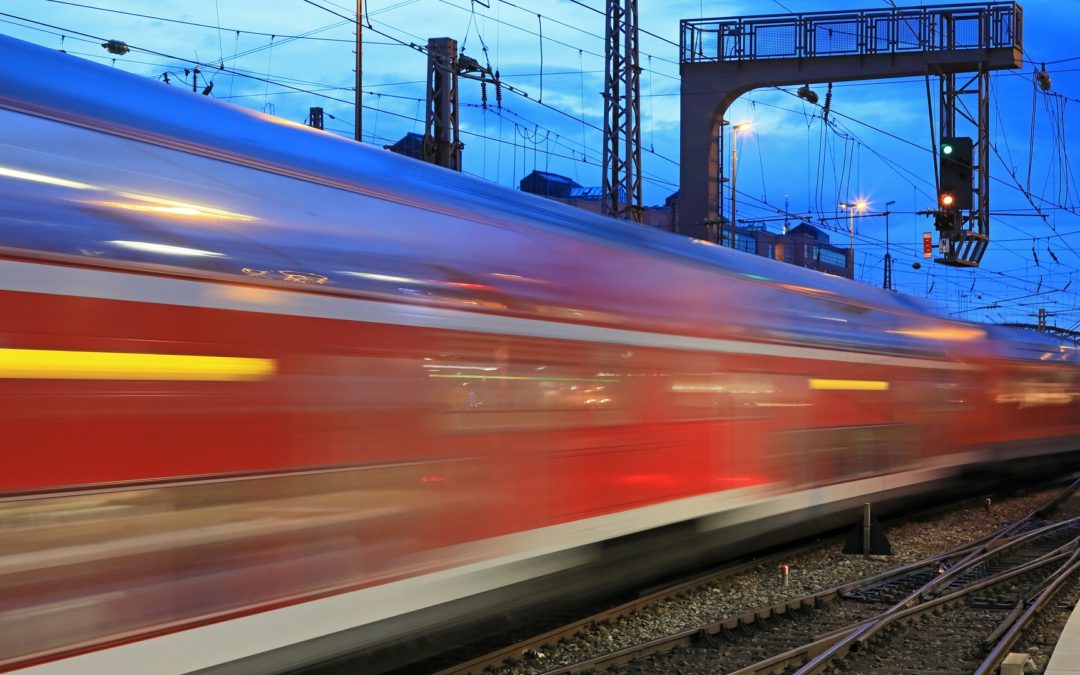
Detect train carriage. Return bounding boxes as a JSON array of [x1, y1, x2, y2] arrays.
[[0, 35, 1078, 673]]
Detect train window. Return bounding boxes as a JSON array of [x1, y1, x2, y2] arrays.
[[663, 373, 807, 421], [995, 373, 1076, 410], [775, 292, 944, 357], [770, 423, 917, 487], [433, 362, 630, 431]]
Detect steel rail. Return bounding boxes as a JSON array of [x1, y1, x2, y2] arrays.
[[975, 554, 1080, 674], [435, 478, 1080, 675], [790, 548, 1076, 675], [429, 537, 837, 675]]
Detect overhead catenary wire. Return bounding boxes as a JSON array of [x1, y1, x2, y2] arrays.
[[43, 0, 358, 43], [2, 11, 685, 193]]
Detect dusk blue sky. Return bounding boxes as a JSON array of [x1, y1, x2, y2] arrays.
[[3, 0, 1079, 328]]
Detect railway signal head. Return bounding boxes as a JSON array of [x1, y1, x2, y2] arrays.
[[934, 209, 958, 235], [939, 136, 973, 211]]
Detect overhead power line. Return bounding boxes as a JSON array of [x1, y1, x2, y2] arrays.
[[44, 0, 356, 42]]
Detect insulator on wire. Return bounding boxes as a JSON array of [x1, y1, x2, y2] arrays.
[[796, 84, 819, 105], [1036, 64, 1052, 92], [822, 82, 833, 122], [101, 39, 129, 55], [495, 70, 502, 108], [458, 53, 482, 72], [483, 51, 493, 110]]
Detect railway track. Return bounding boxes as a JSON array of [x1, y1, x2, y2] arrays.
[[422, 538, 838, 675], [716, 515, 1080, 675], [429, 479, 1080, 675]]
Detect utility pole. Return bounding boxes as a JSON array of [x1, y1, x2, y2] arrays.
[[423, 38, 498, 171], [425, 38, 461, 170], [883, 200, 896, 291], [355, 0, 362, 141]]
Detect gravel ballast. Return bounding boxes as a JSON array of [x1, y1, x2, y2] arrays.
[[495, 488, 1080, 675]]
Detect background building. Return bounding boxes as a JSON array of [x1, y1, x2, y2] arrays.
[[516, 169, 853, 279]]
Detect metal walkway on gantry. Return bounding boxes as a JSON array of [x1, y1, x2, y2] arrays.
[[677, 2, 1023, 239]]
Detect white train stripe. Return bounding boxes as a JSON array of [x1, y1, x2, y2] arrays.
[[0, 258, 968, 370]]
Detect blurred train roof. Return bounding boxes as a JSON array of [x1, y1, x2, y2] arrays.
[[0, 35, 1001, 338]]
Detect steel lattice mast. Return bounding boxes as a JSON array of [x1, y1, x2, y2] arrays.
[[602, 0, 642, 222]]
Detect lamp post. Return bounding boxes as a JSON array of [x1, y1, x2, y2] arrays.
[[730, 121, 752, 249], [883, 200, 896, 290], [838, 199, 867, 277]]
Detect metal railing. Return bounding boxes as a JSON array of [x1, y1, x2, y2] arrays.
[[681, 2, 1021, 64]]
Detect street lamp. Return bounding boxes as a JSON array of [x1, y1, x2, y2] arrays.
[[838, 199, 868, 251], [730, 121, 752, 249], [838, 199, 868, 278]]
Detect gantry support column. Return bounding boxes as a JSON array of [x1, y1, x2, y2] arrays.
[[936, 66, 992, 266]]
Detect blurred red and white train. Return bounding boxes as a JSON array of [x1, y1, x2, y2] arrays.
[[1, 35, 1079, 673]]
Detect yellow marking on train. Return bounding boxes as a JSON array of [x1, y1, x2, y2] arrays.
[[887, 326, 984, 341], [0, 349, 275, 381], [808, 378, 889, 391]]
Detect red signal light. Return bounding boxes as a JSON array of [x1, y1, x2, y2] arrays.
[[940, 193, 955, 207]]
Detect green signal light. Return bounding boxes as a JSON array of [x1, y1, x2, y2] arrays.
[[942, 144, 954, 155]]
